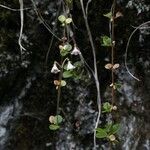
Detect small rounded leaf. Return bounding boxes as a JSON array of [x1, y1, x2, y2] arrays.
[[58, 15, 66, 23], [115, 12, 123, 18], [65, 18, 72, 24], [63, 44, 72, 51], [113, 64, 120, 69], [54, 80, 60, 86], [105, 63, 113, 69], [49, 124, 60, 130], [63, 71, 73, 78], [49, 116, 55, 123], [61, 80, 66, 87], [53, 115, 63, 124]]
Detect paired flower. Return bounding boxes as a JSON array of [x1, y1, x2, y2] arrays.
[[51, 60, 75, 74], [51, 62, 60, 74], [66, 61, 75, 70], [71, 46, 81, 55]]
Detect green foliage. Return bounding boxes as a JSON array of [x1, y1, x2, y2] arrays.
[[114, 82, 122, 90], [53, 115, 63, 124], [61, 80, 67, 87], [49, 115, 63, 131], [58, 15, 72, 26], [58, 15, 66, 23], [102, 102, 112, 113], [101, 36, 112, 47], [63, 71, 73, 78], [103, 12, 112, 19], [63, 61, 84, 79], [96, 128, 108, 138], [49, 124, 60, 130], [65, 18, 72, 24], [60, 43, 72, 56], [96, 123, 120, 141], [110, 124, 120, 135]]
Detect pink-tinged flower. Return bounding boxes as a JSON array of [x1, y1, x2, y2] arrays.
[[71, 46, 81, 55], [51, 62, 60, 74], [66, 61, 75, 70]]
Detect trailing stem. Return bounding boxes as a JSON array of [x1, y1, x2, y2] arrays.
[[31, 0, 61, 41], [0, 3, 30, 11], [56, 57, 68, 116], [19, 0, 26, 58], [80, 0, 102, 148], [125, 21, 150, 81], [45, 1, 62, 69], [110, 0, 116, 105]]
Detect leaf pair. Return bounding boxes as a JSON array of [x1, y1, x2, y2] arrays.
[[101, 36, 112, 47], [54, 80, 66, 89], [59, 43, 72, 56], [96, 123, 120, 141], [49, 115, 63, 130], [102, 102, 112, 113], [58, 15, 72, 26], [105, 63, 120, 70]]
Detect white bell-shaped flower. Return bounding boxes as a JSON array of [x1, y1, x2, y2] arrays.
[[71, 46, 81, 55], [66, 61, 75, 70], [51, 62, 60, 74]]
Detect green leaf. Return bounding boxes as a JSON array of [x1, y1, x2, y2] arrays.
[[60, 44, 72, 56], [60, 50, 69, 56], [63, 44, 72, 51], [101, 36, 111, 47], [63, 71, 73, 78], [65, 0, 72, 4], [111, 124, 120, 134], [73, 61, 83, 67], [105, 123, 112, 133], [102, 102, 112, 113], [61, 80, 66, 87], [96, 128, 108, 138], [53, 115, 63, 124], [65, 18, 72, 24], [49, 124, 60, 130], [58, 15, 66, 23], [114, 82, 122, 90], [103, 12, 112, 19]]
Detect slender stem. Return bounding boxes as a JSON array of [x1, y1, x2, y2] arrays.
[[0, 4, 30, 11], [111, 0, 116, 105], [56, 67, 63, 116], [18, 0, 26, 59], [125, 21, 150, 81], [45, 0, 62, 68], [56, 57, 69, 116], [80, 0, 102, 149], [30, 0, 61, 41]]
